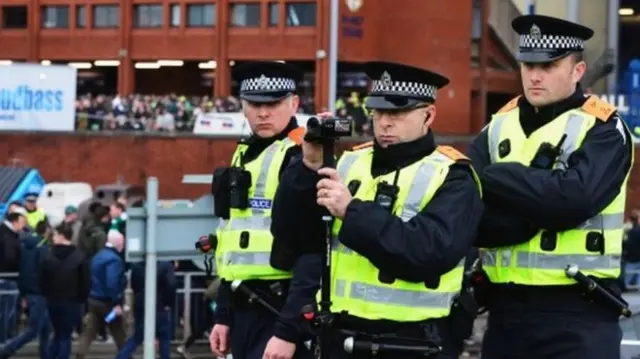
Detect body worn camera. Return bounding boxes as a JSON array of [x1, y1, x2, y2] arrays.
[[375, 182, 399, 214], [228, 167, 252, 209], [304, 117, 353, 142], [530, 134, 567, 170]]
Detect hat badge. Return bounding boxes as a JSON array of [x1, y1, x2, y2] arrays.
[[529, 24, 542, 40], [257, 74, 269, 88], [380, 71, 392, 87]]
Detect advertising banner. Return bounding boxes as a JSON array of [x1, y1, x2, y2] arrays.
[[0, 64, 77, 131]]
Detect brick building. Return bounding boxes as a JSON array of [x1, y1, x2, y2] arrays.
[[0, 0, 522, 134]]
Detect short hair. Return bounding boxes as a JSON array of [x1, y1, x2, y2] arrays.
[[6, 212, 22, 222], [35, 220, 49, 236], [112, 202, 126, 212], [89, 201, 102, 214], [93, 205, 110, 219], [571, 52, 584, 63], [8, 201, 23, 208], [54, 222, 73, 240]]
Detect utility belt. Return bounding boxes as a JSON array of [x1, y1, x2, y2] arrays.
[[470, 264, 631, 317], [228, 279, 290, 311], [332, 323, 445, 358]]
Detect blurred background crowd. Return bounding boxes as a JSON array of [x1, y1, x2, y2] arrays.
[[74, 93, 373, 136]]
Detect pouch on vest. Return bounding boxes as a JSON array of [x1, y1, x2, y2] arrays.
[[212, 167, 231, 219], [228, 167, 252, 209]]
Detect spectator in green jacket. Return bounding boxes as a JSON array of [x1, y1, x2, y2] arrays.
[[77, 205, 110, 260]]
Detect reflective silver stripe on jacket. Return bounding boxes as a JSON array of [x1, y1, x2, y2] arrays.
[[576, 212, 624, 230], [337, 152, 361, 180], [226, 216, 272, 231], [333, 280, 456, 309], [252, 141, 283, 215], [482, 249, 621, 270], [222, 251, 271, 266], [331, 159, 441, 254], [225, 139, 291, 232], [488, 112, 586, 165]]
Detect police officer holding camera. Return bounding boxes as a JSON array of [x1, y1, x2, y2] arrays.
[[208, 61, 315, 359], [467, 15, 634, 359], [272, 61, 484, 359]]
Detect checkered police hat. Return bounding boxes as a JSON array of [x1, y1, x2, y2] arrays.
[[363, 61, 449, 110], [232, 61, 303, 103], [512, 15, 594, 63]]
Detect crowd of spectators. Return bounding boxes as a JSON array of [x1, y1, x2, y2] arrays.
[[74, 92, 372, 135]]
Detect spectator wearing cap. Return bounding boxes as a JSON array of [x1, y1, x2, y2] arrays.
[[0, 220, 52, 359], [23, 193, 47, 232], [62, 206, 82, 245], [0, 208, 27, 344]]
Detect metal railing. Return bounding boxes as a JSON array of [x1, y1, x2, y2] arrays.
[[0, 271, 212, 345]]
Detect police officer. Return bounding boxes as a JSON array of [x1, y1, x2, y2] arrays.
[[24, 193, 47, 231], [208, 61, 314, 359], [467, 15, 634, 359], [272, 61, 484, 359]]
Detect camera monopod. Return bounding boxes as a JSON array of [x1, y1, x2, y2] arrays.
[[302, 118, 338, 359], [318, 137, 337, 359]]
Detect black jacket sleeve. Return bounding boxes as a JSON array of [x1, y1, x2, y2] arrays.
[[273, 253, 322, 343], [271, 158, 326, 267], [212, 281, 232, 326], [271, 157, 326, 343], [480, 115, 632, 231], [338, 164, 484, 282], [467, 130, 541, 247]]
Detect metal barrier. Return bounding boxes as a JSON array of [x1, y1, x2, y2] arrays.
[[0, 271, 212, 345]]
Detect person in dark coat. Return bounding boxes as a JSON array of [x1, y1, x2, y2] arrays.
[[39, 222, 90, 359], [115, 260, 177, 359], [0, 208, 27, 344], [0, 221, 51, 359]]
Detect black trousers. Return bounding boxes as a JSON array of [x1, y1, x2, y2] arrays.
[[481, 293, 621, 359]]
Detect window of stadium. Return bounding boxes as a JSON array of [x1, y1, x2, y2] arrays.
[[93, 5, 119, 28], [41, 6, 69, 29], [268, 2, 278, 27], [286, 2, 316, 27], [170, 4, 180, 27], [187, 4, 216, 27], [230, 3, 260, 27], [76, 6, 86, 28], [134, 4, 163, 28], [2, 6, 28, 29]]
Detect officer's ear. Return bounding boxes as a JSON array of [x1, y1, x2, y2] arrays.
[[424, 104, 436, 127], [287, 94, 300, 113]]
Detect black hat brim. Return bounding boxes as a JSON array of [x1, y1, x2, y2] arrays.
[[516, 50, 573, 64], [365, 95, 426, 111], [240, 91, 292, 104]]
